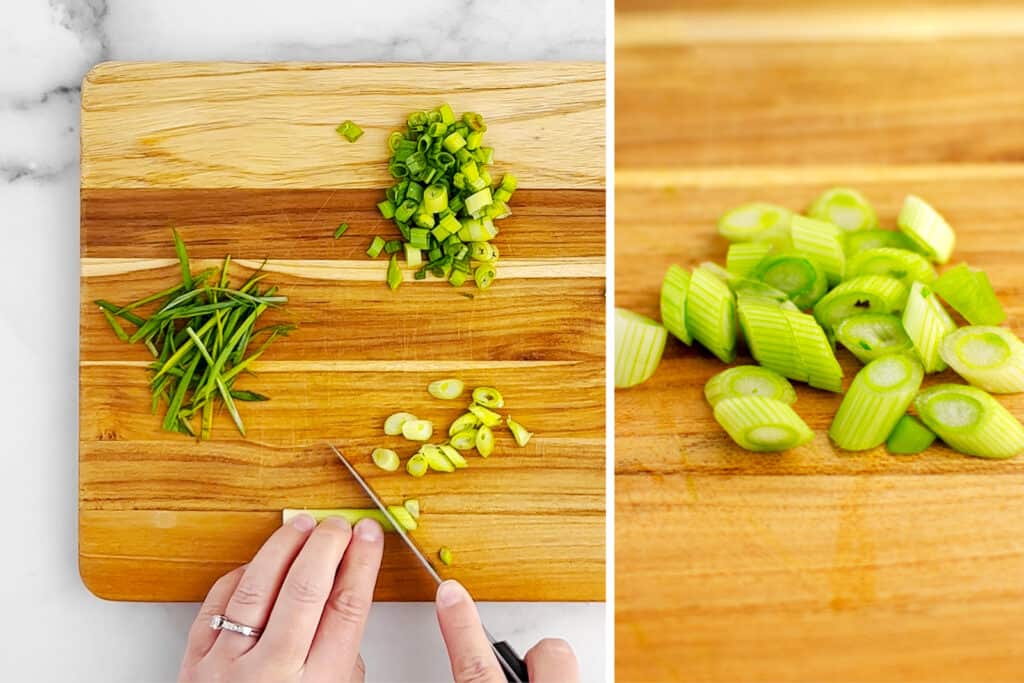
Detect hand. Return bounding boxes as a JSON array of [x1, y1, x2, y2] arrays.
[[178, 513, 384, 683], [435, 579, 580, 683]]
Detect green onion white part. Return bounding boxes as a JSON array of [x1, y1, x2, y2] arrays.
[[829, 354, 923, 450], [737, 301, 808, 383], [807, 187, 878, 232], [421, 444, 455, 472], [897, 195, 955, 264], [371, 448, 400, 472], [427, 379, 464, 400], [475, 424, 495, 457], [685, 267, 737, 363], [939, 326, 1024, 393], [468, 403, 502, 427], [813, 275, 909, 334], [614, 308, 668, 388], [717, 202, 793, 245], [902, 281, 957, 373], [915, 384, 1024, 459], [844, 230, 925, 257], [886, 415, 935, 455], [404, 499, 421, 519], [506, 416, 533, 446], [384, 412, 418, 436], [726, 242, 773, 278], [282, 509, 400, 531], [751, 252, 829, 309], [784, 309, 844, 393], [449, 429, 477, 450], [835, 313, 913, 364], [471, 386, 504, 408], [933, 263, 1006, 325], [845, 247, 937, 287], [704, 366, 797, 407], [790, 215, 846, 285], [448, 412, 480, 436], [439, 444, 468, 468], [387, 505, 419, 531], [406, 453, 428, 477], [660, 265, 692, 344], [713, 396, 814, 452], [439, 546, 454, 566], [401, 419, 434, 441]]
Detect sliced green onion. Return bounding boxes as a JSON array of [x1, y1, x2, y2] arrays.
[[468, 403, 502, 427], [886, 415, 935, 455], [659, 265, 692, 345], [471, 386, 504, 408], [713, 396, 814, 452], [333, 223, 350, 239], [428, 378, 464, 400], [684, 267, 737, 363], [790, 215, 846, 285], [737, 301, 808, 383], [902, 281, 957, 373], [506, 416, 533, 447], [439, 546, 454, 566], [283, 509, 396, 531], [844, 229, 925, 257], [421, 444, 455, 472], [439, 444, 469, 468], [450, 429, 478, 450], [717, 202, 793, 244], [404, 243, 422, 267], [422, 184, 449, 214], [404, 498, 421, 519], [845, 247, 937, 287], [704, 366, 797, 407], [386, 253, 402, 290], [784, 309, 844, 392], [387, 505, 418, 531], [813, 275, 909, 334], [384, 412, 418, 436], [829, 354, 923, 450], [751, 252, 828, 309], [367, 236, 386, 258], [835, 313, 913, 364], [371, 448, 400, 472], [932, 263, 1006, 325], [915, 384, 1024, 459], [614, 308, 668, 388], [474, 263, 496, 289], [898, 195, 955, 264], [336, 120, 364, 142], [401, 419, 434, 442], [731, 278, 791, 305], [475, 424, 495, 457], [406, 453, 429, 477], [807, 187, 878, 232], [448, 412, 480, 436], [939, 326, 1024, 393], [726, 242, 773, 278]]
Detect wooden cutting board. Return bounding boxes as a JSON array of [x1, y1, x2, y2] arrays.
[[616, 3, 1024, 681], [79, 62, 605, 602]]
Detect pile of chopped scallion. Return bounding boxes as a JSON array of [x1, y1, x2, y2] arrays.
[[96, 230, 293, 440], [364, 105, 515, 291], [616, 188, 1024, 459]]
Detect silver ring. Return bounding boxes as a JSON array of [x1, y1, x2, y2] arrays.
[[210, 614, 263, 638]]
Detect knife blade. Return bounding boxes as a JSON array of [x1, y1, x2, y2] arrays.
[[328, 444, 529, 682]]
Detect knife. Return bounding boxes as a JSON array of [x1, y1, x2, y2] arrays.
[[329, 444, 530, 683]]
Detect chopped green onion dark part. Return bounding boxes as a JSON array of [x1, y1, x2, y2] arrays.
[[886, 415, 935, 455], [932, 263, 1006, 325], [336, 120, 364, 142], [333, 223, 350, 239]]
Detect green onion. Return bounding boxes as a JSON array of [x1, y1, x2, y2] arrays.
[[283, 509, 397, 531], [450, 429, 478, 450], [439, 444, 469, 468], [784, 309, 844, 392], [898, 195, 955, 264], [737, 301, 808, 383], [386, 253, 402, 290], [807, 187, 878, 232], [717, 202, 793, 245], [474, 263, 496, 289], [726, 242, 773, 278], [939, 326, 1024, 393], [845, 247, 937, 287], [932, 263, 1006, 325], [439, 546, 454, 566], [829, 354, 923, 450], [835, 313, 913, 364], [475, 424, 495, 457], [915, 384, 1024, 459], [366, 236, 386, 258], [387, 505, 418, 531], [371, 448, 400, 472], [336, 120, 364, 142], [844, 229, 925, 257], [172, 228, 193, 290], [506, 416, 533, 447], [333, 223, 350, 239], [813, 275, 909, 334], [614, 308, 668, 388], [448, 412, 480, 436], [704, 366, 797, 407], [886, 415, 935, 455], [751, 252, 828, 309], [468, 404, 502, 427], [685, 266, 737, 363], [471, 386, 504, 408], [406, 453, 429, 477], [713, 396, 814, 452], [421, 444, 455, 473], [790, 215, 846, 285], [404, 499, 421, 518], [384, 412, 417, 436], [902, 281, 957, 373], [659, 265, 692, 345], [401, 419, 434, 442], [428, 378, 464, 400]]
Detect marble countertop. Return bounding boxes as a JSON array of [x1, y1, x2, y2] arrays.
[[0, 1, 605, 681]]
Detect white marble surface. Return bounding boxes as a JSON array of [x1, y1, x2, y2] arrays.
[[0, 1, 605, 681]]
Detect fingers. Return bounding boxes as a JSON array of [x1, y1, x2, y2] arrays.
[[182, 565, 245, 666], [351, 654, 367, 683], [210, 513, 316, 660], [305, 518, 385, 680], [525, 638, 580, 683], [435, 580, 505, 683], [254, 516, 354, 667]]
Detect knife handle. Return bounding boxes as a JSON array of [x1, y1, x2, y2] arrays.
[[493, 640, 529, 682]]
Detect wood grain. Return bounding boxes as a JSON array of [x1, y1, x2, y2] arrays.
[[616, 5, 1024, 681], [79, 62, 605, 602]]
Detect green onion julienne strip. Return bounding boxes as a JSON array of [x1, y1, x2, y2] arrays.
[[717, 202, 793, 245], [713, 396, 814, 452], [813, 275, 909, 334], [704, 365, 797, 407], [784, 309, 844, 393], [685, 266, 737, 363], [829, 354, 923, 450], [939, 326, 1024, 393], [845, 247, 937, 287], [902, 281, 957, 373], [726, 242, 773, 278], [932, 263, 1006, 325], [844, 229, 926, 257], [659, 265, 692, 345], [614, 308, 668, 388], [737, 301, 808, 383], [807, 187, 878, 232], [790, 215, 846, 285], [898, 195, 955, 264], [915, 384, 1024, 459], [886, 415, 936, 455], [751, 252, 828, 309], [835, 313, 913, 364]]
